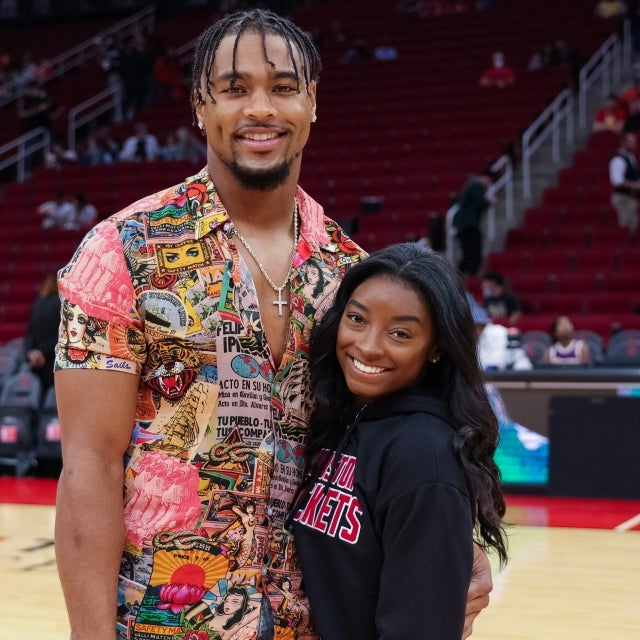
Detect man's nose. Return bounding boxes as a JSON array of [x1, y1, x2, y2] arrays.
[[244, 89, 276, 120]]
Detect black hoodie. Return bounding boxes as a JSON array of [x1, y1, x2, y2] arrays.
[[292, 388, 474, 639]]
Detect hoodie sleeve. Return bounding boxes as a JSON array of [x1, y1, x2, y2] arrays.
[[374, 482, 474, 640]]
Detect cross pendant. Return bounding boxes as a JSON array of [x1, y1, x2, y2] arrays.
[[273, 289, 287, 316]]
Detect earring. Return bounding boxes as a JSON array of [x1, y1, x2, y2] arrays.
[[197, 119, 204, 131], [430, 354, 440, 363], [311, 112, 317, 123]]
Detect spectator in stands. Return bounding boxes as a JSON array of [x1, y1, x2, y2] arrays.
[[119, 123, 161, 162], [118, 36, 153, 119], [542, 315, 591, 365], [24, 272, 61, 394], [373, 38, 399, 61], [16, 79, 59, 134], [71, 192, 98, 230], [595, 0, 628, 34], [479, 51, 515, 88], [175, 125, 207, 164], [80, 134, 115, 165], [44, 138, 78, 170], [340, 38, 372, 64], [470, 295, 532, 371], [623, 98, 640, 132], [609, 131, 640, 238], [153, 44, 187, 102], [36, 189, 76, 230], [481, 271, 522, 325], [592, 93, 627, 133], [453, 169, 495, 276]]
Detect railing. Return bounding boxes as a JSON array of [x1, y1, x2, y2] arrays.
[[67, 86, 123, 151], [0, 5, 155, 109], [578, 33, 623, 130], [0, 127, 50, 183], [445, 154, 513, 265], [521, 88, 574, 200]]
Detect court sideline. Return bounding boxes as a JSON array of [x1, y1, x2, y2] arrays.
[[1, 478, 639, 640]]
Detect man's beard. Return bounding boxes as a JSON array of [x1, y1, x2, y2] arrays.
[[230, 160, 291, 191]]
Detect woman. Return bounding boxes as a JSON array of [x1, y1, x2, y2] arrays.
[[543, 315, 591, 365], [289, 243, 507, 639]]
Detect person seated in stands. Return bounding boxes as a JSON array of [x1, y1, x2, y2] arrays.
[[119, 122, 161, 162], [623, 98, 640, 132], [340, 38, 372, 64], [44, 137, 78, 170], [619, 63, 640, 106], [80, 134, 115, 165], [479, 51, 515, 88], [470, 294, 532, 371], [592, 93, 627, 134], [542, 315, 591, 365], [71, 192, 98, 231], [373, 38, 399, 61], [153, 44, 187, 102], [481, 271, 522, 325], [36, 189, 76, 230]]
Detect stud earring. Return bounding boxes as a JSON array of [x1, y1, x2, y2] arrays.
[[311, 112, 317, 123], [430, 354, 440, 363], [197, 119, 204, 130]]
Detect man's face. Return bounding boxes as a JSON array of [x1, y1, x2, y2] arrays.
[[195, 31, 317, 190]]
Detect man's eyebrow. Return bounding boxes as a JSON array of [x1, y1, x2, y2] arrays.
[[215, 69, 298, 82]]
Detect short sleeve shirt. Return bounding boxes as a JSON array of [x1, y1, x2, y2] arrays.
[[55, 169, 365, 640]]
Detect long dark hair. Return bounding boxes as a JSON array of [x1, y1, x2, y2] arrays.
[[307, 242, 507, 564]]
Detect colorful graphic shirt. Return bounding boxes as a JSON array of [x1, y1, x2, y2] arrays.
[[54, 169, 365, 640]]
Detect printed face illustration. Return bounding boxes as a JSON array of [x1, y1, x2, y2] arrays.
[[336, 275, 435, 406], [157, 240, 209, 273], [65, 302, 88, 346], [223, 593, 245, 615]]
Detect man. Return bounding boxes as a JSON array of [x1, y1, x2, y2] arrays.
[[481, 271, 522, 326], [454, 170, 495, 276], [54, 10, 492, 640], [609, 131, 640, 237]]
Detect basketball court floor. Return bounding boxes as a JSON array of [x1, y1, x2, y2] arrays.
[[1, 477, 639, 640]]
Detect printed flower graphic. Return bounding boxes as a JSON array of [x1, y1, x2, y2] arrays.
[[157, 583, 207, 614]]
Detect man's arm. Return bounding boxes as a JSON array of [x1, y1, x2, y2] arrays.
[[55, 368, 140, 640], [462, 543, 493, 639]]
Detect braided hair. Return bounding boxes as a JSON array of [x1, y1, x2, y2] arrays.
[[191, 8, 321, 117]]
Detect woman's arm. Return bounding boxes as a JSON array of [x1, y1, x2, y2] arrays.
[[375, 483, 474, 640]]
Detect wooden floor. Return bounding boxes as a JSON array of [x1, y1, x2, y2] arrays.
[[1, 493, 639, 640]]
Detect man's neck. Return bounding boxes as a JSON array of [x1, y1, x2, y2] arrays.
[[208, 163, 301, 232]]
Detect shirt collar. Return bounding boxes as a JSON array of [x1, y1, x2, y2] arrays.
[[190, 169, 338, 255]]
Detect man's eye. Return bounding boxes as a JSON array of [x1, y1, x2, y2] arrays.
[[222, 85, 245, 93], [275, 85, 298, 93]]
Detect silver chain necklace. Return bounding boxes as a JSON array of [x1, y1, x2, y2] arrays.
[[232, 204, 299, 316]]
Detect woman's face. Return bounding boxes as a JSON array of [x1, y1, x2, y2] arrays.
[[336, 275, 436, 406], [223, 593, 245, 615], [65, 303, 88, 345], [305, 264, 320, 285]]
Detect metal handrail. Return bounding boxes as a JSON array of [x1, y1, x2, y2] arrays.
[[67, 85, 123, 151], [521, 88, 574, 200], [578, 33, 622, 129], [0, 127, 50, 183], [445, 154, 513, 265], [0, 6, 156, 109]]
